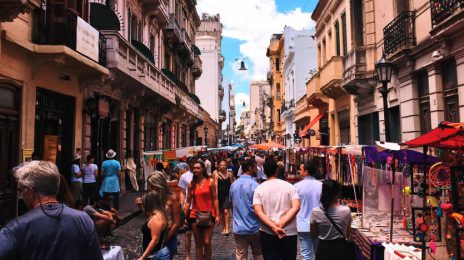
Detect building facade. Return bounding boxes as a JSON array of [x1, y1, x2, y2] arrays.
[[281, 26, 316, 147], [195, 13, 225, 146], [267, 34, 285, 144], [249, 80, 272, 143], [373, 0, 464, 145], [310, 0, 464, 148], [311, 0, 358, 146], [0, 0, 210, 226]]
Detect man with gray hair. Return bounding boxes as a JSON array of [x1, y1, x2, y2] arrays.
[[0, 161, 103, 259]]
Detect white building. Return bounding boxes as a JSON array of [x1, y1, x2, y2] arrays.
[[250, 80, 271, 143], [195, 14, 224, 125], [281, 26, 316, 147]]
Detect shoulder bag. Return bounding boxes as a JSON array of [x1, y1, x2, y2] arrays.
[[322, 207, 356, 260]]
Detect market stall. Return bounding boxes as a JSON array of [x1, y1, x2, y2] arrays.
[[404, 122, 464, 260]]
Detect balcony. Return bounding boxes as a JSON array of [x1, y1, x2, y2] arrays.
[[179, 29, 194, 65], [192, 56, 202, 79], [219, 54, 224, 69], [0, 0, 27, 22], [306, 73, 328, 108], [101, 31, 199, 116], [383, 11, 416, 57], [430, 0, 464, 38], [152, 0, 169, 26], [342, 47, 376, 96], [218, 85, 224, 98], [166, 14, 182, 43], [219, 110, 226, 122], [319, 56, 345, 99], [32, 8, 107, 67], [267, 71, 273, 85]]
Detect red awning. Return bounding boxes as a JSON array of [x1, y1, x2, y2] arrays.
[[299, 113, 325, 137], [404, 121, 464, 149]]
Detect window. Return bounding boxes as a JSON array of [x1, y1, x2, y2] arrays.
[[388, 106, 401, 143], [277, 109, 281, 123], [341, 12, 348, 56], [276, 58, 280, 71], [276, 83, 281, 99], [335, 21, 341, 56], [322, 39, 327, 64], [150, 34, 155, 56], [128, 11, 140, 42], [417, 70, 431, 134], [352, 0, 364, 46], [358, 112, 379, 145], [338, 109, 350, 145], [442, 59, 459, 122], [144, 112, 157, 151]]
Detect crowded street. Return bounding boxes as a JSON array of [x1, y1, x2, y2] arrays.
[[1, 0, 464, 260]]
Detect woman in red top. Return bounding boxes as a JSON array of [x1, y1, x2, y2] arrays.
[[184, 160, 220, 260]]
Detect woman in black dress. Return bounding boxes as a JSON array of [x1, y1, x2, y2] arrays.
[[213, 160, 233, 235]]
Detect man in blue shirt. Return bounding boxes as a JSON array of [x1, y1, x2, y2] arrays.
[[229, 159, 263, 260], [294, 161, 322, 260], [0, 161, 102, 259]]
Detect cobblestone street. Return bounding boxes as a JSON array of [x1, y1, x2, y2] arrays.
[[111, 214, 237, 260]]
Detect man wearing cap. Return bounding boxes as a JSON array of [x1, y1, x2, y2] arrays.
[[99, 149, 122, 210]]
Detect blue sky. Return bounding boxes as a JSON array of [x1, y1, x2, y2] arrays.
[[197, 0, 318, 126]]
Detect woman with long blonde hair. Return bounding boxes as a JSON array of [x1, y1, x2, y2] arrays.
[[146, 173, 181, 259], [139, 190, 170, 260]]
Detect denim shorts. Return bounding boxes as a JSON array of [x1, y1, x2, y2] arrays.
[[147, 246, 170, 260], [166, 235, 178, 256]]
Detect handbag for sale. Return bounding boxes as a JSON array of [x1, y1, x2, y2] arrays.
[[322, 207, 356, 260]]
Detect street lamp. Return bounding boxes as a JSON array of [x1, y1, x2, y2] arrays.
[[203, 125, 209, 146], [375, 55, 393, 142]]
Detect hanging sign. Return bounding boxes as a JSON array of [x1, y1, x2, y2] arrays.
[[76, 17, 99, 62]]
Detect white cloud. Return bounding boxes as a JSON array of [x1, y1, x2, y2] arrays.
[[197, 0, 315, 80]]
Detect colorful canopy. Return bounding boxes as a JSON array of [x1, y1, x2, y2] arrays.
[[251, 141, 286, 150], [404, 121, 464, 149]]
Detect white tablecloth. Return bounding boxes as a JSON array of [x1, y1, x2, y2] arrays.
[[103, 246, 125, 260]]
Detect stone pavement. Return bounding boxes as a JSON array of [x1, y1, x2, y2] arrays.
[[110, 214, 304, 260], [111, 214, 239, 260]]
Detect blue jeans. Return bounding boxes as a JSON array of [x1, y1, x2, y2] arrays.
[[298, 232, 318, 260], [149, 246, 170, 260]]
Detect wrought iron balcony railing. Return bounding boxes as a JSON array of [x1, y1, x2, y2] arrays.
[[383, 11, 416, 56], [431, 0, 464, 26]]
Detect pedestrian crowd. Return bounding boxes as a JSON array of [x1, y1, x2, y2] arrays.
[[0, 148, 354, 260]]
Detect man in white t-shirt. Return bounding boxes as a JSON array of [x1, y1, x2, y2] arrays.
[[177, 162, 193, 260], [253, 157, 300, 260]]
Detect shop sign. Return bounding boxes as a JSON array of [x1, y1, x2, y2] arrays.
[[43, 135, 59, 164], [76, 17, 99, 62]]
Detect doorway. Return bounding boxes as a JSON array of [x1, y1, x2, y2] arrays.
[[0, 84, 20, 227], [34, 87, 75, 181]]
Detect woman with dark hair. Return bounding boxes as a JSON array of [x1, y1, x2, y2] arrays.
[[184, 161, 220, 260], [213, 160, 233, 235], [139, 190, 170, 260], [82, 154, 98, 205], [310, 180, 353, 260]]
